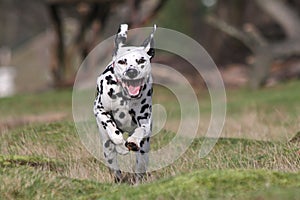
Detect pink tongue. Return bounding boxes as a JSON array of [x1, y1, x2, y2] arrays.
[[128, 85, 141, 96]]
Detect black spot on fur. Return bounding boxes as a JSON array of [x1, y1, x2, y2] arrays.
[[118, 59, 127, 65], [129, 109, 135, 116], [97, 96, 102, 104], [102, 65, 114, 74], [99, 80, 104, 95], [108, 159, 113, 164], [109, 111, 123, 129], [105, 75, 117, 85], [140, 104, 149, 113], [141, 65, 145, 69], [142, 84, 147, 91], [137, 113, 149, 124], [136, 57, 146, 65], [101, 121, 107, 129], [140, 140, 144, 148], [108, 88, 116, 99], [95, 86, 99, 97], [141, 98, 146, 104], [147, 88, 153, 96], [147, 48, 155, 59], [106, 119, 113, 124], [140, 150, 145, 154], [146, 137, 150, 142], [129, 109, 138, 125], [115, 130, 120, 135], [97, 104, 104, 109], [101, 111, 110, 116], [104, 140, 110, 148], [106, 119, 116, 127], [119, 112, 125, 119]]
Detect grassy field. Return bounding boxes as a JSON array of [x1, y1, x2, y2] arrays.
[[0, 81, 299, 199]]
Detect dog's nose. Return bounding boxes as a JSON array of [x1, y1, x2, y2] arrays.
[[126, 68, 138, 79]]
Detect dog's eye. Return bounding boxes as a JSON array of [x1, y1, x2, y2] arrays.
[[117, 59, 126, 65], [136, 58, 146, 65]]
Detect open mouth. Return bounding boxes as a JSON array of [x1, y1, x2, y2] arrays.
[[121, 78, 145, 98]]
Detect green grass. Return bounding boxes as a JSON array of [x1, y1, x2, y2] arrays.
[[0, 80, 300, 199], [98, 170, 300, 200], [0, 121, 298, 199], [0, 167, 299, 199], [0, 89, 72, 118], [226, 81, 300, 115]]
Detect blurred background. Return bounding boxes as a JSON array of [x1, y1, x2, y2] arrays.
[[1, 0, 300, 97]]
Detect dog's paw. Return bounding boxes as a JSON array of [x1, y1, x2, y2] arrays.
[[125, 141, 140, 151], [126, 128, 145, 151]]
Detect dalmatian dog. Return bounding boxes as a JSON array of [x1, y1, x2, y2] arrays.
[[94, 24, 156, 182]]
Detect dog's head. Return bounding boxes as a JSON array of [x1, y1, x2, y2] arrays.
[[112, 24, 156, 98]]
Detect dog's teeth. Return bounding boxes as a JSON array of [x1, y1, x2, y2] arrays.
[[122, 78, 145, 88]]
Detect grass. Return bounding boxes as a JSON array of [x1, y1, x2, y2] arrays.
[[0, 167, 299, 199], [226, 81, 300, 115], [0, 89, 72, 119], [96, 170, 300, 200], [0, 80, 300, 199]]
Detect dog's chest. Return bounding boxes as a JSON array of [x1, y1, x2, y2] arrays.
[[111, 105, 137, 133]]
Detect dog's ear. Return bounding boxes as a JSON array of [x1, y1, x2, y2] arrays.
[[142, 24, 157, 59], [113, 24, 128, 59]]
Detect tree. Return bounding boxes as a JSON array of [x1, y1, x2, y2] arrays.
[[46, 0, 168, 87], [205, 0, 300, 88]]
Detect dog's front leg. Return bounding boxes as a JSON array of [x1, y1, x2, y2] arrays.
[[126, 126, 149, 151], [126, 122, 151, 183], [94, 102, 129, 182], [94, 103, 129, 155], [126, 112, 152, 176]]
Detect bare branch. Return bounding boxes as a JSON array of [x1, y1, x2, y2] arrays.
[[205, 15, 259, 51], [243, 23, 268, 47], [272, 39, 300, 58], [205, 0, 300, 88], [254, 0, 300, 39]]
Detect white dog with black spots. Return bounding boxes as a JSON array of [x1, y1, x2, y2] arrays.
[[94, 24, 156, 182]]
